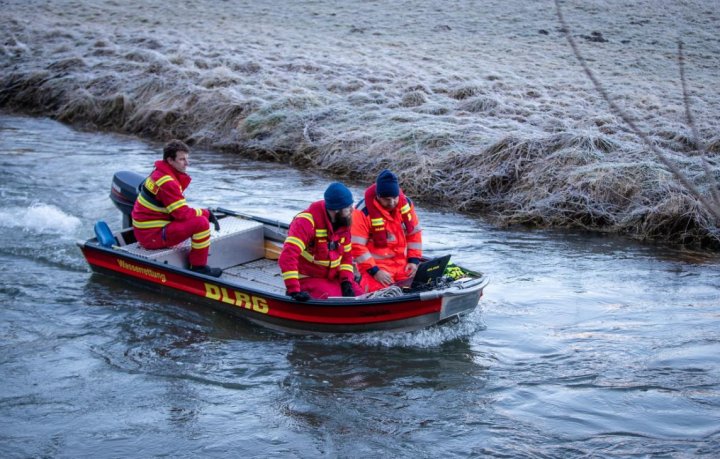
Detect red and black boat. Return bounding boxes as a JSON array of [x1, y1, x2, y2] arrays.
[[77, 171, 488, 334]]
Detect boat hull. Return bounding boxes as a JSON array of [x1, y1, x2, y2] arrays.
[[79, 241, 485, 334]]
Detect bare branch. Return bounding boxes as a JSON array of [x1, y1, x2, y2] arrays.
[[554, 0, 720, 222], [678, 41, 720, 206]]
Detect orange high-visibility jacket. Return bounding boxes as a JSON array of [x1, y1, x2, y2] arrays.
[[351, 189, 422, 280]]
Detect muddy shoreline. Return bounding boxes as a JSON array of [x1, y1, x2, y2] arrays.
[[2, 0, 719, 247]]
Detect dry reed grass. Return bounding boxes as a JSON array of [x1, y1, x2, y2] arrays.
[[1, 0, 719, 247]]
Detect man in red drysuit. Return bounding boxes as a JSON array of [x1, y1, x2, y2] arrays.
[[279, 182, 361, 301], [131, 139, 222, 277]]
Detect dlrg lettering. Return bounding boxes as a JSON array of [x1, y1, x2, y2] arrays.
[[204, 283, 269, 314]]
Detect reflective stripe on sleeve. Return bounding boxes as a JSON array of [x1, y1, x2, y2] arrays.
[[166, 198, 188, 213], [155, 175, 174, 187], [355, 252, 372, 263], [285, 236, 306, 250], [297, 212, 314, 225], [407, 225, 422, 236], [340, 263, 354, 272], [370, 252, 395, 260]]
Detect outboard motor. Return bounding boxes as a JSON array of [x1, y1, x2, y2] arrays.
[[110, 171, 144, 228]]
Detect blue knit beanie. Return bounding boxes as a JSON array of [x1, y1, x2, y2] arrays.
[[375, 169, 400, 197], [324, 182, 354, 210]]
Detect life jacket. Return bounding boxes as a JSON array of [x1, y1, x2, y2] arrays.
[[298, 201, 341, 269], [131, 160, 201, 230], [363, 183, 415, 247], [279, 200, 354, 290]]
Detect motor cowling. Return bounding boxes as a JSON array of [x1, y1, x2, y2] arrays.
[[110, 171, 144, 228]]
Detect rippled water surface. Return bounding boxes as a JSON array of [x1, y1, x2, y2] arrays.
[[1, 114, 719, 457]]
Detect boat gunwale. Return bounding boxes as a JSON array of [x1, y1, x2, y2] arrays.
[[78, 238, 488, 308]]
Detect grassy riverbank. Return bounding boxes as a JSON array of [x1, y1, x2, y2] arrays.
[[2, 0, 719, 246]]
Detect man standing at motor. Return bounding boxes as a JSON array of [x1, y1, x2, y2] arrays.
[[351, 169, 422, 292], [279, 182, 359, 301], [131, 139, 222, 277]]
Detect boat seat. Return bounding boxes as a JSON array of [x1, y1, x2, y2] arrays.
[[222, 258, 287, 294], [94, 221, 117, 247], [117, 217, 265, 269]]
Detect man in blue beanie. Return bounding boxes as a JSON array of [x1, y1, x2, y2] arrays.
[[351, 169, 423, 292], [279, 182, 361, 301]]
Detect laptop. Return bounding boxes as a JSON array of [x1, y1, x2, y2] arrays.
[[396, 254, 452, 291]]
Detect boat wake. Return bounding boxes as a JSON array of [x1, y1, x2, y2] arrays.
[[334, 308, 487, 348], [0, 202, 81, 235]]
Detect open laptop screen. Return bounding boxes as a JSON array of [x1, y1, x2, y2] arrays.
[[410, 254, 452, 290]]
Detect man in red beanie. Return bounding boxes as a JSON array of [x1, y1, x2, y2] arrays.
[[279, 182, 361, 301], [351, 169, 423, 292], [131, 139, 222, 277]]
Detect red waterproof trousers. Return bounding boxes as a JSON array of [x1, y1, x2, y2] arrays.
[[134, 216, 210, 267]]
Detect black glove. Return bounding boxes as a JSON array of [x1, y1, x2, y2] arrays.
[[208, 209, 220, 232], [341, 281, 355, 297], [289, 291, 311, 302]]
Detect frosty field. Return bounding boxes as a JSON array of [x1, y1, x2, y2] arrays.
[[2, 0, 719, 245]]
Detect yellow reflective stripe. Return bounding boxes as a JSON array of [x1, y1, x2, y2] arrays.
[[166, 198, 187, 213], [282, 271, 299, 280], [297, 212, 314, 225], [285, 236, 306, 250], [192, 239, 210, 249], [340, 263, 353, 272], [315, 229, 328, 237], [300, 251, 342, 268], [192, 229, 211, 240], [407, 242, 423, 250], [370, 218, 384, 227], [300, 251, 317, 263], [195, 208, 203, 217], [132, 219, 170, 229], [344, 243, 352, 252], [155, 175, 174, 187], [400, 203, 411, 214], [351, 236, 368, 244], [137, 194, 168, 213]]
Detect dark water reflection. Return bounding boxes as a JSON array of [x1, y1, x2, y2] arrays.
[[1, 113, 719, 457]]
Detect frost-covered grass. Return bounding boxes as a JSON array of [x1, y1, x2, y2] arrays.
[[1, 0, 719, 246]]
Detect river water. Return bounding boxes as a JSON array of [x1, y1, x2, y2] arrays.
[[1, 113, 719, 458]]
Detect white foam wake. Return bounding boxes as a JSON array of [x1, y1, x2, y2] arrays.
[[0, 203, 82, 234]]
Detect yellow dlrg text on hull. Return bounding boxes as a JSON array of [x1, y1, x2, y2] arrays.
[[204, 283, 269, 314]]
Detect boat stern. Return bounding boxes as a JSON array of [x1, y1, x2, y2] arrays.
[[431, 277, 489, 320]]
